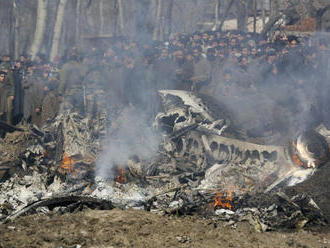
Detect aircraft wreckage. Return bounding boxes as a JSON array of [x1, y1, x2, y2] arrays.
[[154, 90, 329, 193], [0, 90, 329, 230]]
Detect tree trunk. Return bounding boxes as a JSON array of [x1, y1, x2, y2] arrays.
[[9, 0, 15, 58], [159, 0, 164, 40], [270, 0, 279, 17], [50, 0, 67, 62], [236, 0, 248, 32], [117, 0, 124, 35], [253, 0, 257, 33], [30, 0, 48, 60], [214, 0, 220, 29], [262, 0, 266, 27], [14, 0, 20, 59], [153, 0, 162, 40], [165, 0, 174, 39], [99, 0, 104, 35], [219, 0, 235, 31], [75, 0, 81, 46]]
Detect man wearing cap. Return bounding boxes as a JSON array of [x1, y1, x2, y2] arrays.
[[0, 64, 15, 124]]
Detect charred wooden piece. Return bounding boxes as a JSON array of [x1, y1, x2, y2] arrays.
[[5, 195, 115, 223], [0, 121, 24, 133]]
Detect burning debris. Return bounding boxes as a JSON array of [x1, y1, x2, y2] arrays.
[[0, 90, 329, 231], [214, 191, 234, 210]]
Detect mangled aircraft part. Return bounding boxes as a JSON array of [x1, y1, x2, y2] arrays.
[[156, 90, 329, 194], [155, 90, 229, 136], [290, 130, 329, 168]]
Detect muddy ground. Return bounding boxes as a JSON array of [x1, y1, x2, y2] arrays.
[[0, 208, 330, 248]]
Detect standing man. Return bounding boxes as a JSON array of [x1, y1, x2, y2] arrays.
[[190, 48, 212, 92], [12, 61, 24, 124], [0, 64, 15, 124], [0, 71, 7, 121], [58, 54, 88, 115]]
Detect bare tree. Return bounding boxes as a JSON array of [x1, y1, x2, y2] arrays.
[[214, 0, 221, 29], [50, 0, 67, 62], [253, 0, 257, 33], [30, 0, 48, 60], [236, 0, 249, 32], [75, 0, 81, 45], [99, 0, 104, 35], [165, 0, 174, 39], [219, 0, 235, 31], [261, 0, 266, 27], [152, 0, 162, 40], [9, 0, 17, 59], [117, 0, 124, 35]]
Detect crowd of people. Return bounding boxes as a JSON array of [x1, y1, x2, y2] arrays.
[[0, 29, 329, 135]]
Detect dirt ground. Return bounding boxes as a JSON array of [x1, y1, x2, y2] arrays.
[[0, 209, 329, 248], [286, 161, 330, 222]]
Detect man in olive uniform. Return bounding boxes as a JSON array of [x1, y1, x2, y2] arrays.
[[41, 75, 59, 125], [190, 48, 212, 92], [0, 64, 15, 124], [0, 71, 7, 119], [58, 54, 88, 115]]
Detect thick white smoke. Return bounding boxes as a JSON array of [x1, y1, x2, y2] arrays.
[[95, 106, 161, 179]]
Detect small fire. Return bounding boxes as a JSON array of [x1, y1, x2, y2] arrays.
[[60, 152, 78, 174], [214, 190, 234, 210], [115, 166, 126, 184]]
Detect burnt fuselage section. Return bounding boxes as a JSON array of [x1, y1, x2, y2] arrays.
[[155, 90, 330, 194]]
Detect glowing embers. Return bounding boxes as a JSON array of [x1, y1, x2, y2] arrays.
[[214, 190, 234, 210]]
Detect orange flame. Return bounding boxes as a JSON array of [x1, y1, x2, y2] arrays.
[[214, 190, 234, 210], [60, 152, 78, 174], [115, 166, 126, 184]]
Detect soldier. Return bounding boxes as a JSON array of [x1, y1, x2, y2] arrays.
[[0, 71, 7, 137], [41, 74, 59, 125], [0, 71, 7, 119], [190, 48, 212, 92], [153, 48, 176, 90], [58, 54, 88, 115], [83, 60, 107, 118], [31, 69, 48, 127], [12, 61, 24, 125], [0, 64, 15, 124]]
